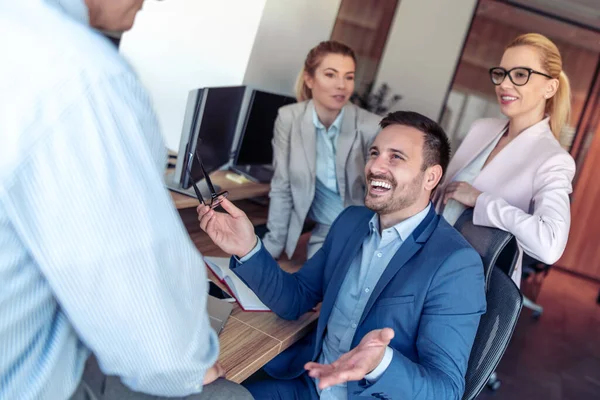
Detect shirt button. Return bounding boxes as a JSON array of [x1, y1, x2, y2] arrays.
[[351, 322, 357, 329], [365, 287, 370, 293], [377, 253, 382, 258]]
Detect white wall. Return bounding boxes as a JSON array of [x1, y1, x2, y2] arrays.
[[442, 90, 467, 144], [444, 89, 505, 151], [375, 0, 478, 121], [121, 0, 479, 150], [120, 0, 267, 150], [243, 0, 342, 96]]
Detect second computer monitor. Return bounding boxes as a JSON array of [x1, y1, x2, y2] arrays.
[[235, 90, 296, 166]]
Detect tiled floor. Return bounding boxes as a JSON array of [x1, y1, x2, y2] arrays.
[[477, 269, 600, 400]]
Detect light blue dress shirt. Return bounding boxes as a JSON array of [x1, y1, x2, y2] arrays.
[[240, 205, 431, 399], [317, 204, 431, 399], [0, 1, 218, 399], [308, 108, 345, 226]]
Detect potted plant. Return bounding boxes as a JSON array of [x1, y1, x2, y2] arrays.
[[350, 82, 402, 115]]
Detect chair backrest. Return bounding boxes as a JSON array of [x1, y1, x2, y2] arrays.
[[462, 267, 524, 400], [455, 209, 518, 289], [495, 236, 519, 277]]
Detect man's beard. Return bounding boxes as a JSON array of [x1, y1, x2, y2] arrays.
[[365, 171, 424, 215]]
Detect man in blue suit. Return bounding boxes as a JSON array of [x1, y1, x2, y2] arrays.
[[197, 111, 486, 399]]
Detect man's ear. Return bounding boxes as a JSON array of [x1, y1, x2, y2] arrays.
[[424, 165, 443, 191]]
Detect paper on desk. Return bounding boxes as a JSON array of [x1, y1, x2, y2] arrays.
[[204, 256, 270, 312]]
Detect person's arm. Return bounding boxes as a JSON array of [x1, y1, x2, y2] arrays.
[[2, 72, 218, 397], [231, 240, 326, 320], [197, 202, 355, 320], [261, 112, 294, 258], [307, 248, 486, 399], [474, 153, 575, 264]]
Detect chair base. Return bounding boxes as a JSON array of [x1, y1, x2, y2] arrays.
[[487, 372, 501, 391], [523, 296, 543, 319]]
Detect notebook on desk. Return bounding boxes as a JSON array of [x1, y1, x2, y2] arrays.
[[204, 256, 270, 312]]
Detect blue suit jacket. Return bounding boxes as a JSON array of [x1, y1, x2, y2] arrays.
[[231, 206, 486, 399]]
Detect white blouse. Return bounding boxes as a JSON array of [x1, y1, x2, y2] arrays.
[[441, 128, 506, 225]]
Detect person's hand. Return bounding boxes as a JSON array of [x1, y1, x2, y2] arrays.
[[305, 328, 394, 389], [203, 361, 226, 385], [197, 198, 257, 258], [443, 181, 482, 208]]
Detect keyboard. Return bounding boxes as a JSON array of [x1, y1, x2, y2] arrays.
[[231, 164, 274, 183]]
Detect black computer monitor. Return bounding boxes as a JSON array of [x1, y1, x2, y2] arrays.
[[234, 90, 296, 166], [178, 86, 246, 189]]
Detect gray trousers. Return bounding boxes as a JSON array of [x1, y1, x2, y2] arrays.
[[70, 356, 253, 400], [307, 223, 331, 259]]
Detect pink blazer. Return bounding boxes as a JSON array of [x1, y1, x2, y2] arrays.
[[434, 117, 576, 285]]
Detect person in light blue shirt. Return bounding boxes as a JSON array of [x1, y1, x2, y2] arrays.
[[0, 1, 251, 399], [262, 41, 381, 260], [198, 111, 487, 399]]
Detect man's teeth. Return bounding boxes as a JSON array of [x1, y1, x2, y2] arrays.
[[502, 96, 518, 101], [371, 180, 392, 190]]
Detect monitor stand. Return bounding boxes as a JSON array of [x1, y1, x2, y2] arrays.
[[164, 171, 221, 201]]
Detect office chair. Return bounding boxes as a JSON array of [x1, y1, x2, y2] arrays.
[[455, 208, 520, 392], [455, 209, 519, 290], [520, 253, 551, 319], [462, 267, 524, 400]]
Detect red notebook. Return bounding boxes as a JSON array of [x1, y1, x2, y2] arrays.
[[204, 256, 270, 312]]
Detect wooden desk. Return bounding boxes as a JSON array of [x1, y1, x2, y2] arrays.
[[208, 260, 318, 383], [177, 200, 316, 384], [170, 170, 270, 210]]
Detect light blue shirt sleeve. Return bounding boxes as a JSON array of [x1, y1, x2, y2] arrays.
[[364, 346, 394, 381], [236, 236, 263, 263], [1, 71, 219, 396]]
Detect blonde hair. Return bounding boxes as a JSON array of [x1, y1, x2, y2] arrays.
[[506, 33, 571, 139], [294, 41, 357, 102]]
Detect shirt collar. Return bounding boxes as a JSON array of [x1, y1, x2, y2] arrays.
[[312, 104, 344, 134], [369, 203, 432, 241], [48, 0, 90, 25]]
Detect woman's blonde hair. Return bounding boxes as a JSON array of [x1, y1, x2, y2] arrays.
[[506, 33, 571, 139], [294, 41, 357, 102]]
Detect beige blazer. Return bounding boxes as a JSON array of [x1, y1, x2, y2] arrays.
[[263, 100, 381, 258], [434, 117, 576, 285]]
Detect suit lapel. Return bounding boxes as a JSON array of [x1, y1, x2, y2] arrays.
[[473, 117, 550, 186], [357, 207, 438, 326], [299, 101, 317, 178], [446, 119, 508, 184], [335, 105, 358, 203]]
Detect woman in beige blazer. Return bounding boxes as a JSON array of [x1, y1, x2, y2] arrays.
[[262, 41, 380, 259], [434, 33, 576, 287]]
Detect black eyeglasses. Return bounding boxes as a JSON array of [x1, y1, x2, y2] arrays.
[[185, 151, 228, 209], [489, 67, 553, 86]]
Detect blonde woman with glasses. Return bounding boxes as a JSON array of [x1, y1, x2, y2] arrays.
[[434, 33, 576, 287]]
